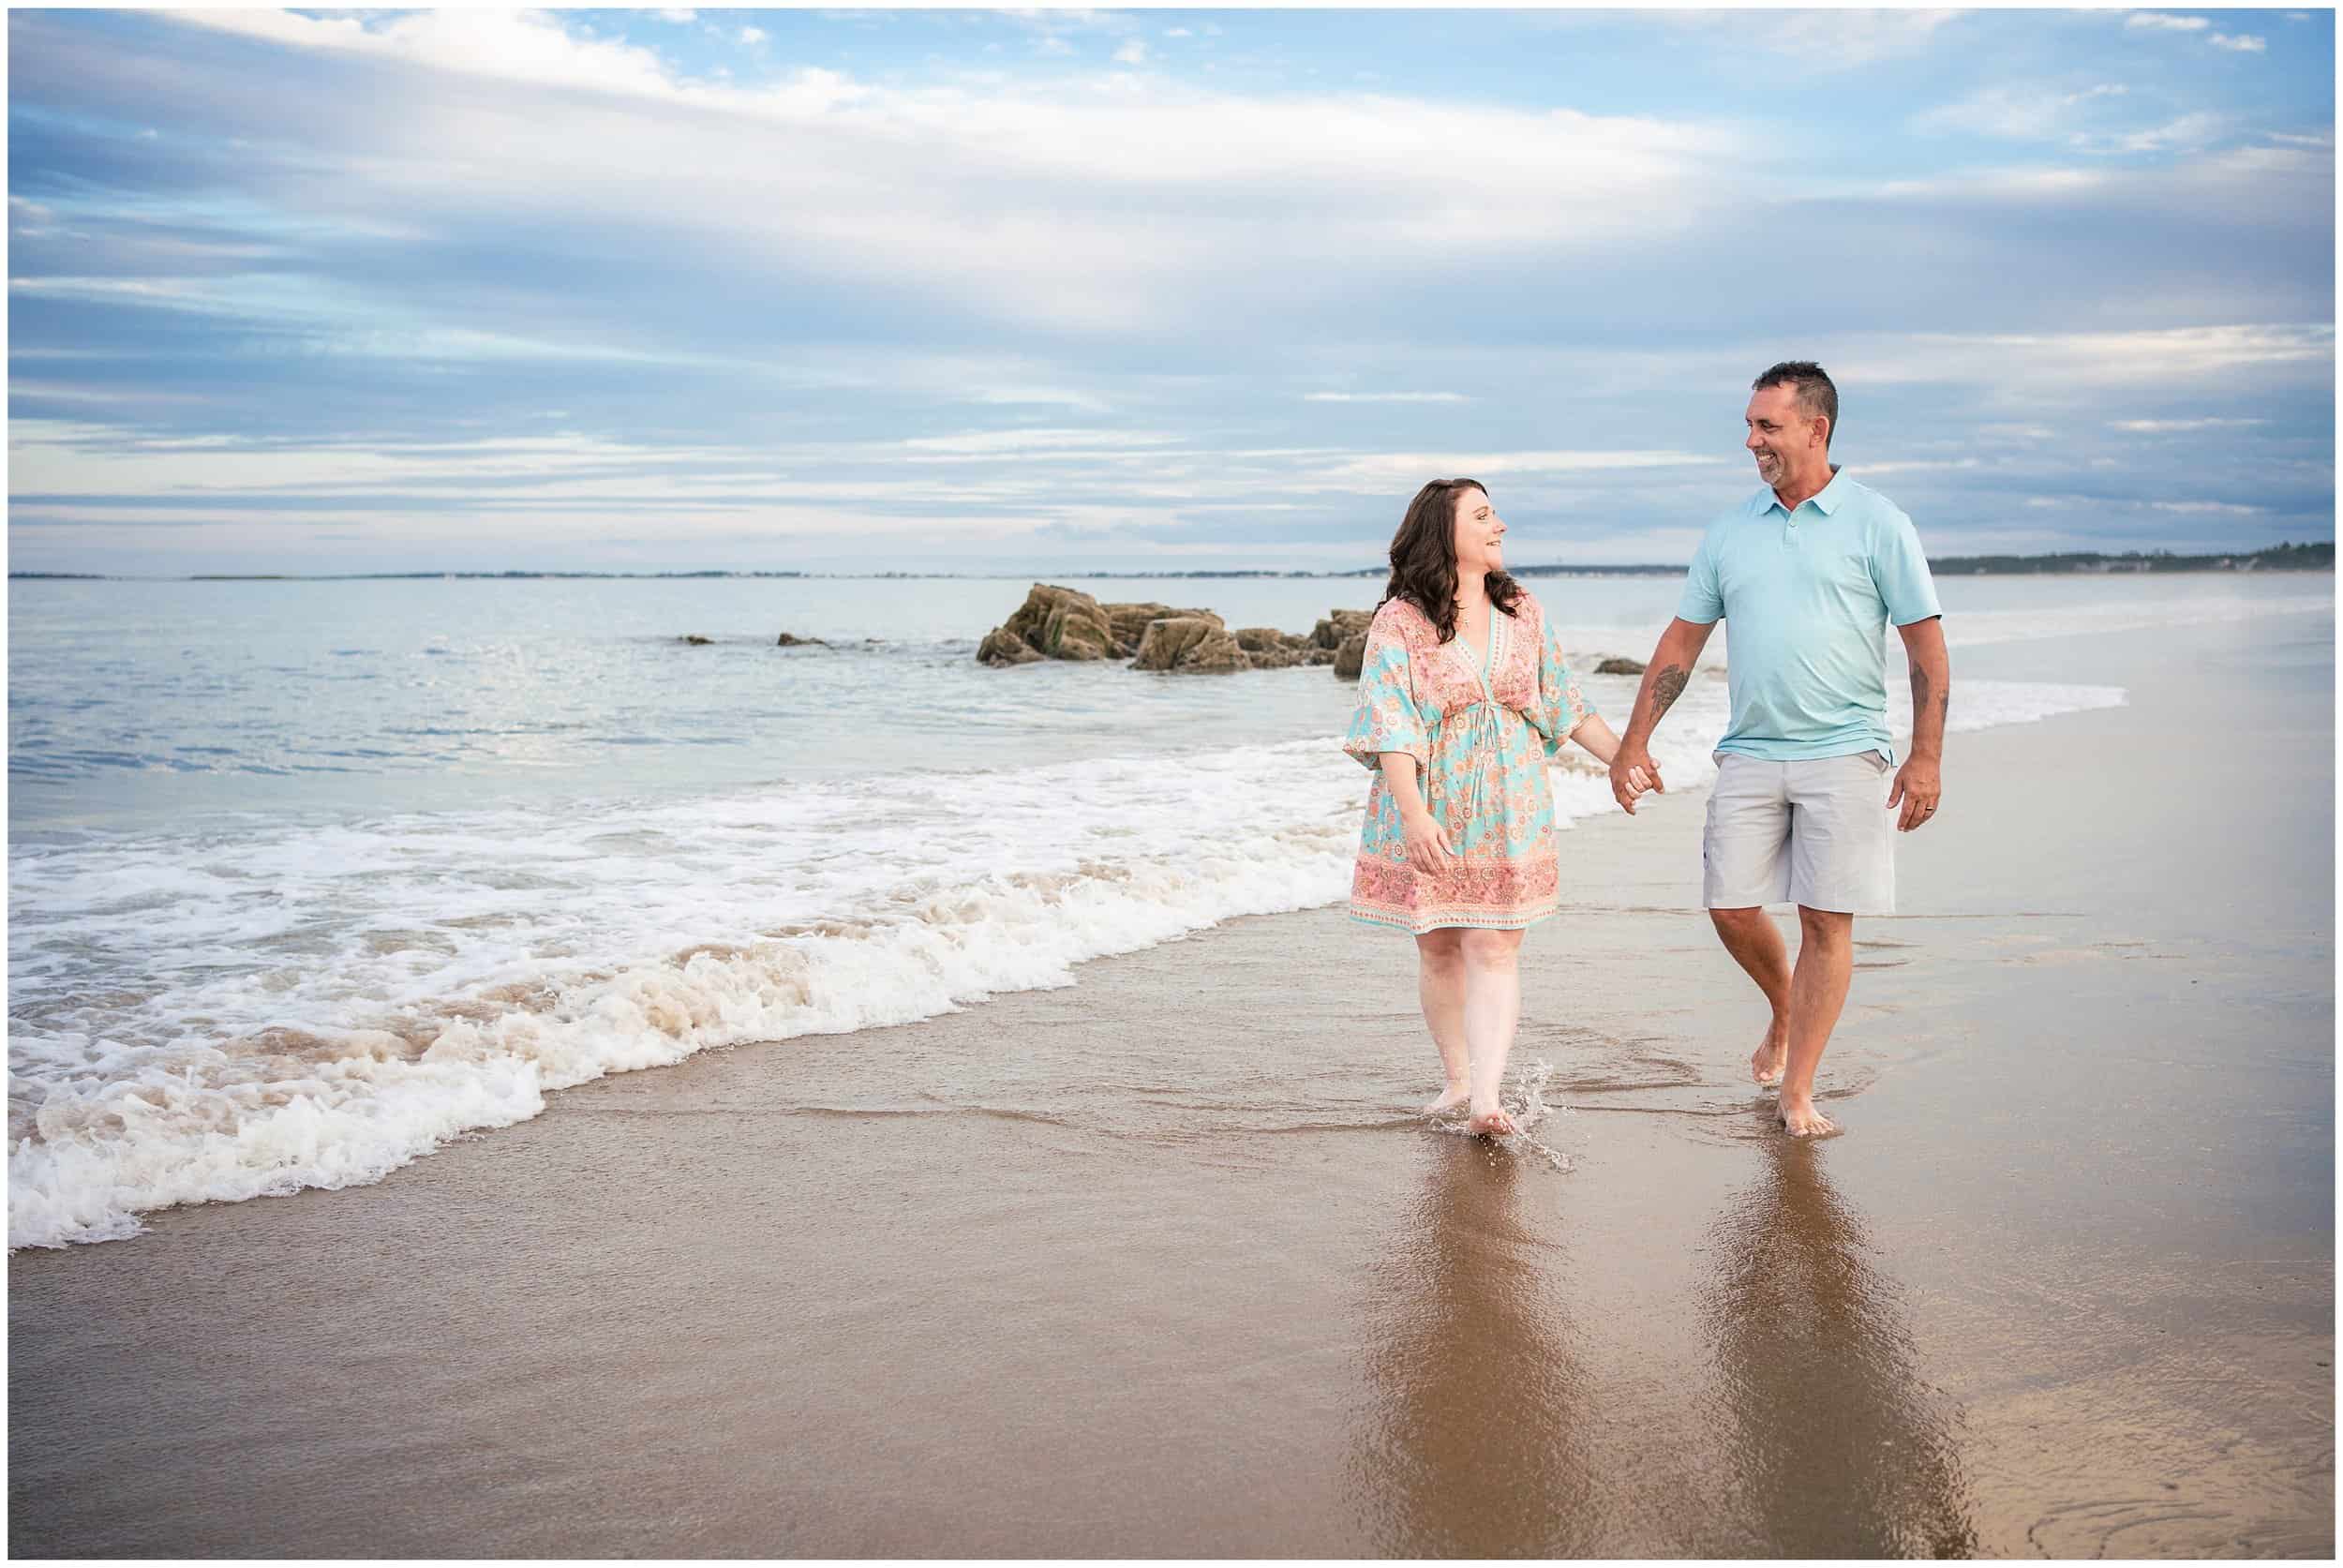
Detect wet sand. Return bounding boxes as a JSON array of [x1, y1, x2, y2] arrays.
[[10, 606, 2334, 1558]]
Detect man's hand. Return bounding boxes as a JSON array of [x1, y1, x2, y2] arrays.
[[1606, 622, 1711, 817], [1609, 746, 1664, 815], [1888, 754, 1941, 831]]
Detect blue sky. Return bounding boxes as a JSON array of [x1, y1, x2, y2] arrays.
[[8, 7, 2336, 575]]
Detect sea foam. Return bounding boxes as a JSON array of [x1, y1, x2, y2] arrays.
[[8, 674, 2123, 1249]]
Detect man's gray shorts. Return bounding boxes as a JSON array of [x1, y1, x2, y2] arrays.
[[1703, 751, 1895, 915]]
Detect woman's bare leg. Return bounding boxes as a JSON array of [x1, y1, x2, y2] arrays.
[[1461, 928, 1526, 1134], [1415, 929, 1470, 1113]]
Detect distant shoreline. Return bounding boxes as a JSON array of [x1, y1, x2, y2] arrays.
[[10, 544, 2335, 585]]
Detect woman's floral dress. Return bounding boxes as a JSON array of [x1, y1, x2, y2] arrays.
[[1342, 590, 1598, 933]]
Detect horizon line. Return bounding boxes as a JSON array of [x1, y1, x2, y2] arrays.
[[7, 541, 2334, 585]]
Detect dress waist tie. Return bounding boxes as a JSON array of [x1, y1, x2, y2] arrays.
[[1429, 698, 1503, 842]]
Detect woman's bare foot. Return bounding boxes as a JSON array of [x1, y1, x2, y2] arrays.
[[1777, 1094, 1839, 1138], [1468, 1104, 1517, 1137], [1423, 1083, 1470, 1116], [1751, 1023, 1788, 1087]]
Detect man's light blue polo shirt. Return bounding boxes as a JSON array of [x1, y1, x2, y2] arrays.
[[1676, 467, 1942, 764]]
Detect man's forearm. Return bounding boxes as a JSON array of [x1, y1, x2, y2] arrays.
[[1620, 627, 1703, 748], [1904, 625, 1950, 760]]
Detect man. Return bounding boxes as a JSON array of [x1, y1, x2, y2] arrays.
[[1607, 362, 1949, 1137]]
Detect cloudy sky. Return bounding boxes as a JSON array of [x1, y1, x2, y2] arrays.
[[8, 7, 2336, 575]]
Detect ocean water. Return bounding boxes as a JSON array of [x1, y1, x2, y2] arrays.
[[7, 572, 2326, 1248]]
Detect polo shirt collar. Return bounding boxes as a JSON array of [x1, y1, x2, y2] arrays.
[[1754, 464, 1847, 517], [1810, 465, 1848, 515]]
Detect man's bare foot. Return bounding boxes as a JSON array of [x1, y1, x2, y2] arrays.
[[1751, 1023, 1788, 1088], [1423, 1083, 1470, 1115], [1468, 1105, 1517, 1137], [1777, 1095, 1839, 1139]]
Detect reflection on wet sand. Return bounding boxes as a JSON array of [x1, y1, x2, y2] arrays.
[[1699, 1124, 1978, 1556], [1347, 1137, 1593, 1556]]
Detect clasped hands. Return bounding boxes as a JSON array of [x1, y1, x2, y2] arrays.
[[1608, 747, 1664, 814]]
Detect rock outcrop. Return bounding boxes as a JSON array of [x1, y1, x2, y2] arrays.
[[775, 632, 829, 648], [1105, 601, 1218, 657], [977, 584, 1112, 664], [1133, 617, 1252, 673], [977, 585, 1224, 665], [1232, 626, 1314, 669], [976, 584, 1372, 676], [976, 626, 1044, 665], [1594, 656, 1645, 675], [679, 635, 713, 646], [1311, 608, 1374, 650], [1334, 632, 1368, 681]]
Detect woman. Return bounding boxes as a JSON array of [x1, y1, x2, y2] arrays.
[[1343, 478, 1638, 1137]]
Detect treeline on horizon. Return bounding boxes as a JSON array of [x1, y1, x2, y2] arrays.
[[1914, 541, 2333, 575], [10, 541, 2333, 582]]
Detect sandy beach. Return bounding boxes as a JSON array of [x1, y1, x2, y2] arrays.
[[9, 603, 2333, 1558]]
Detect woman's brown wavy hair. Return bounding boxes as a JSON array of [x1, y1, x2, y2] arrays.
[[1379, 477, 1523, 644]]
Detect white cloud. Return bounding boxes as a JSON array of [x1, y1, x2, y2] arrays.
[[896, 427, 1183, 458], [1865, 165, 2109, 202], [1112, 40, 1148, 67], [4, 420, 1214, 537], [2145, 500, 2266, 515], [1830, 324, 2335, 391], [1313, 450, 1727, 492], [2125, 13, 2210, 31], [1911, 82, 2127, 141], [1844, 457, 1985, 476], [739, 26, 767, 46], [177, 8, 680, 97], [996, 8, 1125, 33], [1303, 392, 1470, 404], [1163, 27, 1191, 39], [970, 384, 1114, 412], [2107, 417, 2269, 432], [657, 7, 695, 22], [1669, 8, 1961, 69], [156, 9, 1740, 335], [2102, 111, 2225, 154], [2208, 33, 2266, 52]]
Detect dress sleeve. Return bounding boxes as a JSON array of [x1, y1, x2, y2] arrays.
[[1530, 611, 1597, 759], [1341, 614, 1430, 771]]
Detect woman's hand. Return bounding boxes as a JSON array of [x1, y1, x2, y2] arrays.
[[1401, 808, 1455, 875], [1376, 753, 1453, 874]]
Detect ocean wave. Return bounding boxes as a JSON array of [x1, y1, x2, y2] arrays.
[[7, 677, 2123, 1249]]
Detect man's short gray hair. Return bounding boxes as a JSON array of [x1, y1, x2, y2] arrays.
[[1754, 361, 1839, 447]]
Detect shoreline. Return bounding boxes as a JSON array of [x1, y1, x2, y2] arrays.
[[11, 562, 2334, 584], [10, 608, 2333, 1556]]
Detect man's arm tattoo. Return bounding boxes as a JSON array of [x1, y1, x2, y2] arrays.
[[1650, 665, 1688, 720], [1910, 663, 1950, 733]]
